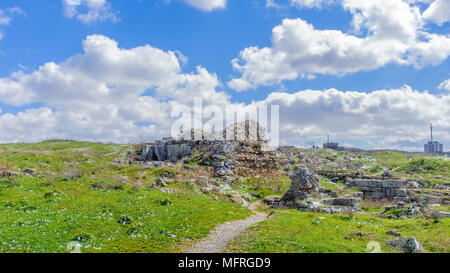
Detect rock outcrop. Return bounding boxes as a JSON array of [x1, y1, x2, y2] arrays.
[[386, 237, 423, 253], [279, 166, 320, 208], [138, 121, 279, 178], [346, 178, 407, 201]]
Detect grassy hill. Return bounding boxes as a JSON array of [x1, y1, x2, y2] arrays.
[[0, 140, 251, 253], [0, 140, 448, 253]]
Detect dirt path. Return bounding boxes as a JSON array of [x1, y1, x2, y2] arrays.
[[186, 201, 268, 253]]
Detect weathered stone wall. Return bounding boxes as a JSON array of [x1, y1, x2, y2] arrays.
[[141, 139, 235, 163], [140, 139, 279, 178], [141, 139, 193, 162], [347, 179, 406, 200]]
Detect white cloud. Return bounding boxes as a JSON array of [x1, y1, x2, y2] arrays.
[[181, 0, 227, 11], [0, 7, 25, 40], [290, 0, 335, 8], [0, 35, 448, 150], [0, 10, 11, 25], [0, 35, 229, 143], [423, 0, 450, 25], [229, 0, 450, 91], [439, 78, 450, 91], [0, 7, 24, 25], [259, 86, 450, 151], [266, 0, 335, 9], [407, 32, 450, 68], [63, 0, 118, 24], [62, 0, 226, 23]]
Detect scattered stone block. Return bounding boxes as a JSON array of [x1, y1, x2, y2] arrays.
[[386, 237, 423, 253], [281, 166, 320, 205], [386, 230, 402, 237]]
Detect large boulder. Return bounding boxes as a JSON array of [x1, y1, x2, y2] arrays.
[[281, 166, 320, 206], [179, 143, 191, 158], [155, 143, 168, 161], [167, 144, 179, 162], [382, 170, 393, 179], [437, 211, 450, 219], [386, 237, 423, 253], [142, 145, 155, 161]]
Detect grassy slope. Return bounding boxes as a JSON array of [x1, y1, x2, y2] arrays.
[[359, 151, 449, 181], [0, 141, 251, 253], [1, 141, 448, 253], [227, 210, 450, 253], [309, 149, 449, 186]]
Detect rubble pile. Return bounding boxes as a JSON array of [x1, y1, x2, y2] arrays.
[[136, 121, 279, 178], [346, 179, 408, 201], [269, 166, 361, 214]]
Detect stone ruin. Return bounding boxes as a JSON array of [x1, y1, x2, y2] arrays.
[[319, 170, 409, 202], [280, 166, 320, 205], [268, 166, 361, 214], [136, 121, 279, 178], [346, 178, 408, 202]]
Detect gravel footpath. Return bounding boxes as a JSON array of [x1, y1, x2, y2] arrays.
[[187, 201, 267, 253]]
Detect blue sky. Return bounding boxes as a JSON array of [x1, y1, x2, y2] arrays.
[[0, 0, 449, 150]]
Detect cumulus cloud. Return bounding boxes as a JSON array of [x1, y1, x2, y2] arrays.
[[181, 0, 227, 11], [290, 0, 335, 8], [62, 0, 118, 24], [266, 0, 335, 9], [0, 35, 229, 143], [259, 86, 450, 150], [230, 0, 450, 91], [439, 78, 450, 91], [62, 0, 226, 23], [0, 35, 448, 150], [423, 0, 450, 25]]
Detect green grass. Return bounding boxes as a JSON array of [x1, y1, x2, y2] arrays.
[[0, 177, 250, 253], [319, 177, 342, 191], [227, 210, 450, 253], [0, 141, 252, 253], [369, 152, 449, 181], [237, 176, 290, 198], [1, 141, 448, 253], [397, 158, 450, 176]]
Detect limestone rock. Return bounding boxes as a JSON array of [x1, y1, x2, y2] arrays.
[[382, 170, 393, 178], [167, 144, 179, 162], [386, 230, 402, 237], [0, 169, 19, 177], [319, 187, 338, 198], [436, 211, 450, 219], [181, 165, 195, 171], [397, 189, 407, 197], [23, 168, 37, 176], [138, 121, 279, 177], [159, 188, 178, 194], [200, 187, 212, 194], [262, 196, 281, 206], [281, 166, 320, 205], [386, 237, 423, 253], [155, 177, 168, 187], [229, 195, 244, 205], [324, 198, 359, 207]]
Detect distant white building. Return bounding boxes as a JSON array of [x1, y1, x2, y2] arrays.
[[424, 124, 444, 153], [424, 141, 443, 153]]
